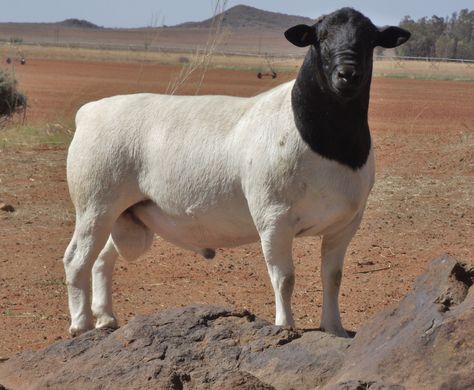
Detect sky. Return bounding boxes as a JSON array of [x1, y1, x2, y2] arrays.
[[1, 1, 472, 28]]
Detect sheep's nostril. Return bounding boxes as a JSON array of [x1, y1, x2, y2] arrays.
[[338, 71, 348, 81], [336, 67, 360, 85]]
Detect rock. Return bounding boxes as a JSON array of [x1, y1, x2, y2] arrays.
[[0, 203, 14, 212], [0, 256, 472, 389], [327, 380, 405, 390], [0, 306, 346, 389], [327, 255, 474, 389], [242, 330, 350, 389]]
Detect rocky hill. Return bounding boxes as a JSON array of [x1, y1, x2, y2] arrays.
[[0, 5, 314, 55], [176, 4, 315, 30], [55, 18, 101, 29]]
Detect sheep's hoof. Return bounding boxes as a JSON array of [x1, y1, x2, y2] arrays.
[[69, 322, 94, 337], [95, 315, 118, 330], [335, 329, 349, 338], [320, 325, 349, 338]]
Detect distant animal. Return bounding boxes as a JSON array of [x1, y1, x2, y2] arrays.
[[63, 7, 410, 337], [20, 58, 26, 65]]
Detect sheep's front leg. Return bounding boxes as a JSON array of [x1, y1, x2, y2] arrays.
[[92, 237, 119, 329], [320, 216, 362, 337], [260, 227, 295, 327]]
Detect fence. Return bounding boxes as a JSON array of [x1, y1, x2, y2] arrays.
[[375, 55, 474, 65]]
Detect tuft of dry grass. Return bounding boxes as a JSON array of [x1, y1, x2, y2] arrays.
[[0, 122, 72, 149], [374, 59, 474, 81], [166, 0, 229, 95]]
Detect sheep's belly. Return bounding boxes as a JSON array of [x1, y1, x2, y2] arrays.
[[133, 201, 260, 250]]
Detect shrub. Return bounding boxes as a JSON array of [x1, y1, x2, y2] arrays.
[[0, 70, 27, 124]]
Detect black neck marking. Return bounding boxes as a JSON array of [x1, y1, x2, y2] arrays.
[[291, 47, 372, 170]]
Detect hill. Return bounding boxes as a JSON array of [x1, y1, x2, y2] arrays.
[[0, 5, 313, 56], [56, 19, 101, 29], [176, 4, 315, 29]]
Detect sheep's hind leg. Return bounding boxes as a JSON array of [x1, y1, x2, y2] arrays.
[[90, 208, 155, 330], [259, 225, 295, 327], [63, 213, 113, 336], [91, 237, 119, 329]]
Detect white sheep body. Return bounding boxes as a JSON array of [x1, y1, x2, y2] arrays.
[[65, 79, 374, 336], [68, 81, 374, 252]]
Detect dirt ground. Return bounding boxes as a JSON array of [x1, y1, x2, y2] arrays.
[[0, 58, 473, 357]]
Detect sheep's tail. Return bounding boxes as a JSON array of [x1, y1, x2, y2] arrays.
[[111, 208, 154, 261]]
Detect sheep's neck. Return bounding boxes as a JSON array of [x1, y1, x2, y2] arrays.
[[291, 47, 372, 170]]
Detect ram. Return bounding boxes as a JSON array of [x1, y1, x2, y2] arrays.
[[63, 8, 410, 337]]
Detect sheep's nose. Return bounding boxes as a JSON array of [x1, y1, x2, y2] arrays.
[[336, 66, 360, 84]]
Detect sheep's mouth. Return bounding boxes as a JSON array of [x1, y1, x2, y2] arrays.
[[331, 81, 359, 98]]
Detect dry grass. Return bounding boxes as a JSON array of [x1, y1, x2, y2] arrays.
[[9, 44, 301, 72], [0, 122, 72, 149], [167, 0, 229, 95], [374, 58, 474, 81], [5, 44, 473, 81]]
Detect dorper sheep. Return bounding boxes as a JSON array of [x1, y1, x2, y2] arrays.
[[63, 8, 410, 337]]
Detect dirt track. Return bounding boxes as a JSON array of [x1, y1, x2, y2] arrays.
[[0, 59, 473, 356]]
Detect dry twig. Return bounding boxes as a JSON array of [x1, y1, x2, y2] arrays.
[[167, 0, 228, 95]]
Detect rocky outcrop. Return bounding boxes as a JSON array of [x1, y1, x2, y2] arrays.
[[1, 255, 472, 389], [0, 306, 351, 389], [326, 256, 474, 390]]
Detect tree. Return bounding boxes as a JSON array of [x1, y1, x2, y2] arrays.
[[449, 9, 474, 58], [396, 9, 474, 59]]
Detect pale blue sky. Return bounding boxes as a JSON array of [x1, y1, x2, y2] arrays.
[[1, 1, 472, 28]]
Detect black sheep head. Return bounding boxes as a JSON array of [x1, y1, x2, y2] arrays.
[[285, 8, 410, 99]]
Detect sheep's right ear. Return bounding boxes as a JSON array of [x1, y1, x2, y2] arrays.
[[285, 24, 316, 47]]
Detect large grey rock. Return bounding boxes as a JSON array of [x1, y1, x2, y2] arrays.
[[327, 255, 474, 390], [0, 306, 348, 389], [0, 256, 472, 390]]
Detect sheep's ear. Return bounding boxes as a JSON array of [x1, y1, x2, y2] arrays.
[[285, 24, 316, 47], [375, 26, 411, 48]]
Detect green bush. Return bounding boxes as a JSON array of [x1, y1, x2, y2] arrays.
[[0, 70, 27, 122]]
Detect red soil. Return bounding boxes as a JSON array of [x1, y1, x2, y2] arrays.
[[0, 58, 472, 356]]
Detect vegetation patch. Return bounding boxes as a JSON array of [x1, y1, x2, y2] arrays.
[[397, 9, 474, 60], [0, 70, 27, 125], [375, 72, 474, 82], [0, 123, 72, 149]]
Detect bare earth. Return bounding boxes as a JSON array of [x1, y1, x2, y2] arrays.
[[0, 58, 473, 357]]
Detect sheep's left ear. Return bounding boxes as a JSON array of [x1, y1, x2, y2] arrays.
[[285, 24, 316, 47], [375, 26, 411, 48]]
